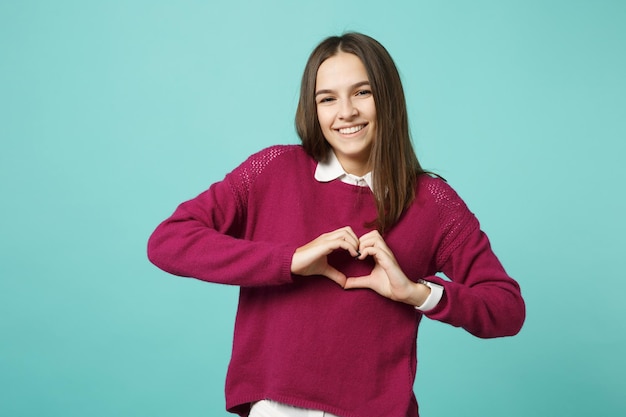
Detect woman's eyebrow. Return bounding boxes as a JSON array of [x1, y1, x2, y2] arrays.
[[315, 81, 371, 97]]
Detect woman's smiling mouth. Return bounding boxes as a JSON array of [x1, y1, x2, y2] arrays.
[[337, 124, 366, 135]]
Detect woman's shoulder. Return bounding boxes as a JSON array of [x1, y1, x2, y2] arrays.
[[414, 174, 479, 263], [225, 145, 312, 205], [243, 144, 311, 170], [227, 144, 312, 187], [415, 174, 472, 213], [250, 144, 308, 158], [417, 173, 455, 200]]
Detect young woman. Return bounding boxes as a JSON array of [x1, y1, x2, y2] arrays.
[[148, 32, 525, 417]]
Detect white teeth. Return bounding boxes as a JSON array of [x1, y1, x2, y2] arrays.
[[338, 125, 365, 134]]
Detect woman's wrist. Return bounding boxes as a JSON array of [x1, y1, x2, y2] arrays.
[[402, 281, 431, 307]]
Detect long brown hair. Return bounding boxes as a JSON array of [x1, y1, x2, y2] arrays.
[[296, 32, 426, 233]]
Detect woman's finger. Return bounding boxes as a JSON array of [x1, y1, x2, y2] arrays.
[[358, 240, 394, 262], [323, 265, 347, 287], [357, 230, 391, 253], [344, 274, 377, 290], [329, 227, 360, 249]]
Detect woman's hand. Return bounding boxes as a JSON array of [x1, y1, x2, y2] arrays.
[[291, 226, 361, 287], [345, 230, 431, 306]]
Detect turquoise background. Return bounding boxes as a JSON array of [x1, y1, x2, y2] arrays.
[[1, 0, 625, 416]]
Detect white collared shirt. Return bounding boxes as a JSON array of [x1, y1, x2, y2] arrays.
[[314, 151, 443, 312], [315, 150, 374, 189]]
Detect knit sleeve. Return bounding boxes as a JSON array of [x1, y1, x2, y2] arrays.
[[147, 146, 297, 287], [422, 179, 526, 338]]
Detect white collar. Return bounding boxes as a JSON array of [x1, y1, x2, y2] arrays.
[[314, 150, 374, 191]]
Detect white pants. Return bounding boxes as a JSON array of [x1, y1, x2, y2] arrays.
[[249, 400, 341, 417]]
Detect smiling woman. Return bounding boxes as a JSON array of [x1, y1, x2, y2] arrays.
[[147, 32, 525, 417]]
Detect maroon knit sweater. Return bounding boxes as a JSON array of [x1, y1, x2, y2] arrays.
[[147, 145, 525, 417]]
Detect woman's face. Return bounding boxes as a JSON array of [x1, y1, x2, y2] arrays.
[[315, 52, 377, 176]]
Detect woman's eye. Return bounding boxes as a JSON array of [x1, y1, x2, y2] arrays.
[[356, 89, 372, 97], [318, 97, 335, 104]]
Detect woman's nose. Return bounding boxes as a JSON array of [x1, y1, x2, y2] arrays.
[[338, 99, 358, 119]]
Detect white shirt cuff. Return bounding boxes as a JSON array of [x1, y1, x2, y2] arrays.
[[414, 280, 444, 312]]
